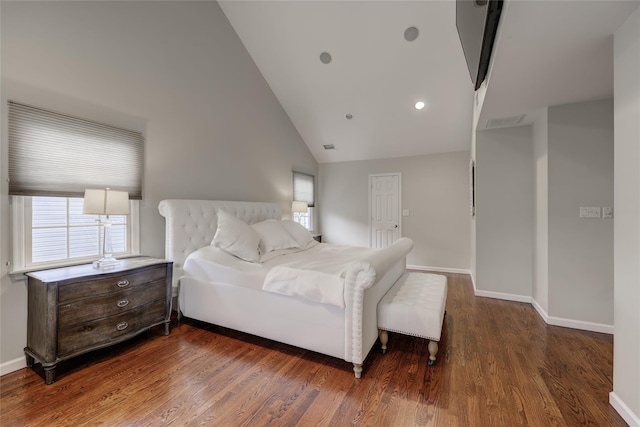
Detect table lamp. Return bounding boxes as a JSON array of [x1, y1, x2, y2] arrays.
[[83, 188, 130, 269], [292, 201, 308, 214]]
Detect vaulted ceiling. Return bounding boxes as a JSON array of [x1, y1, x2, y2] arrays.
[[219, 0, 639, 164]]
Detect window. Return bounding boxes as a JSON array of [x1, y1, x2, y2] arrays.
[[12, 196, 139, 272], [293, 209, 313, 230], [293, 171, 315, 207], [8, 101, 143, 272], [293, 171, 315, 231]]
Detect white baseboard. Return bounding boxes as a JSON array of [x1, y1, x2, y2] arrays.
[[410, 267, 613, 334], [0, 356, 26, 376], [472, 289, 613, 334], [473, 289, 532, 303], [531, 298, 613, 334], [610, 392, 640, 427], [531, 298, 549, 323], [547, 315, 614, 334], [406, 265, 471, 275]]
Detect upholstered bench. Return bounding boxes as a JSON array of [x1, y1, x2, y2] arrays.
[[377, 272, 448, 365]]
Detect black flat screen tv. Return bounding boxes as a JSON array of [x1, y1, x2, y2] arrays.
[[456, 0, 504, 90]]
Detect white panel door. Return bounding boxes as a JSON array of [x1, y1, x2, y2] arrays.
[[370, 173, 401, 249]]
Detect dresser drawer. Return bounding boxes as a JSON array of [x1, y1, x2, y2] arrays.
[[58, 280, 167, 328], [58, 302, 166, 357], [58, 265, 167, 303]]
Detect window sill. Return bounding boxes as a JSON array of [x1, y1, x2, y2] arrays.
[[10, 253, 142, 276]]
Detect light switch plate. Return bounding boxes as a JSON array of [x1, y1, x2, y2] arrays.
[[580, 207, 601, 218]]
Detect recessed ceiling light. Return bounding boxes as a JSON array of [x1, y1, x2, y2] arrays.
[[404, 26, 419, 42], [319, 52, 332, 64], [323, 144, 335, 150], [345, 114, 353, 120], [415, 101, 425, 110]]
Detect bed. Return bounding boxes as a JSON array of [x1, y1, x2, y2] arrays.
[[158, 199, 413, 377]]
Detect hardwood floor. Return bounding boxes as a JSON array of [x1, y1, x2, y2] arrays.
[[0, 273, 626, 426]]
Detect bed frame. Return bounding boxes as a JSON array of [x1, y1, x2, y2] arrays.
[[158, 199, 411, 378]]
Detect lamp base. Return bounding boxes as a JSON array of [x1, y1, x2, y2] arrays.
[[93, 256, 120, 270]]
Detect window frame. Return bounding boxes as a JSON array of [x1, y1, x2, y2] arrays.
[[292, 171, 316, 232], [11, 195, 140, 274]]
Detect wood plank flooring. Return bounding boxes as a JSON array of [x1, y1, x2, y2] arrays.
[[0, 273, 626, 426]]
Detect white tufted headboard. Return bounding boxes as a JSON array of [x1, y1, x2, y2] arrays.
[[158, 199, 281, 288]]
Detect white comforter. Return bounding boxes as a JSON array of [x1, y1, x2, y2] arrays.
[[262, 244, 376, 308], [183, 239, 414, 308]]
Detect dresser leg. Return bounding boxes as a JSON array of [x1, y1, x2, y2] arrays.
[[164, 321, 170, 336], [25, 354, 34, 368], [44, 366, 56, 385]]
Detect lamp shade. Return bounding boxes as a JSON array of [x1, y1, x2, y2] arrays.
[[83, 188, 130, 215], [292, 201, 308, 213]]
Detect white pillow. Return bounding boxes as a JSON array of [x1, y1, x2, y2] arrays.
[[211, 209, 261, 262], [251, 219, 300, 253], [281, 219, 315, 247]]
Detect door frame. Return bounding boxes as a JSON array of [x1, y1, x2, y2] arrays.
[[368, 172, 402, 248]]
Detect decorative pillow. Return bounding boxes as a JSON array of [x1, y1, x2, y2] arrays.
[[281, 219, 315, 247], [251, 219, 300, 253], [211, 209, 260, 262]]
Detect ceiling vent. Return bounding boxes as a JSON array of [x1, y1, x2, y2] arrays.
[[323, 144, 335, 150], [485, 114, 525, 129]]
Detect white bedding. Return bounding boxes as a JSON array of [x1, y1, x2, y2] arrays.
[[184, 243, 376, 289], [263, 266, 345, 307], [183, 242, 380, 297], [182, 245, 267, 290]]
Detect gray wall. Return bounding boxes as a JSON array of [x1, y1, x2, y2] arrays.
[[0, 1, 316, 370], [475, 126, 534, 297], [613, 6, 640, 421], [475, 98, 614, 327], [547, 99, 614, 325], [318, 151, 471, 270]]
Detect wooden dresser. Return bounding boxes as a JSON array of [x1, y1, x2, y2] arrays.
[[25, 258, 173, 384]]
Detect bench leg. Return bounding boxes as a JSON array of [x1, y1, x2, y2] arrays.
[[353, 363, 363, 378], [428, 340, 439, 366], [379, 330, 388, 354]]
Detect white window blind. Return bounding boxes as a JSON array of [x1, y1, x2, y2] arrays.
[[8, 101, 143, 199], [293, 171, 315, 207]]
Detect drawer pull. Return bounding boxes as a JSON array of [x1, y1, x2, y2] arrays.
[[116, 279, 130, 288], [116, 322, 129, 331], [117, 299, 129, 308]]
